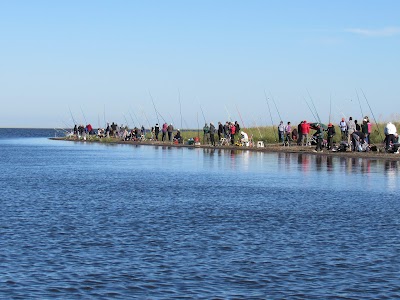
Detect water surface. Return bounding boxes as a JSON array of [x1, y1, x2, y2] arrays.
[[0, 129, 399, 299]]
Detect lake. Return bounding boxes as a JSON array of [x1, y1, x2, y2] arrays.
[[0, 129, 399, 299]]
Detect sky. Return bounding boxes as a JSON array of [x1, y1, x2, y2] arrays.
[[0, 0, 399, 128]]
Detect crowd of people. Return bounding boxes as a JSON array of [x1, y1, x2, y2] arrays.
[[68, 116, 399, 153]]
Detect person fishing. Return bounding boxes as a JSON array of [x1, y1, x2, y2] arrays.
[[230, 122, 236, 145], [346, 117, 356, 151], [154, 123, 160, 141], [278, 121, 285, 145], [167, 123, 174, 141], [217, 122, 223, 143], [162, 122, 168, 141], [313, 124, 324, 152], [339, 118, 347, 141], [203, 123, 210, 144], [284, 122, 292, 146], [327, 123, 336, 150], [209, 122, 216, 146]]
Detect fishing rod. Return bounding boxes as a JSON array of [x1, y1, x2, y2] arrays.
[[224, 105, 232, 122], [128, 112, 136, 128], [304, 97, 318, 121], [196, 112, 200, 138], [269, 92, 283, 122], [264, 90, 277, 142], [178, 90, 183, 129], [306, 89, 321, 123], [130, 106, 142, 126], [355, 89, 364, 119], [80, 106, 88, 125], [123, 114, 129, 128], [329, 94, 332, 124], [68, 106, 77, 125], [361, 89, 384, 142], [252, 115, 263, 139], [103, 104, 106, 128], [169, 113, 176, 127], [149, 91, 160, 125], [235, 104, 246, 129], [199, 104, 207, 124]]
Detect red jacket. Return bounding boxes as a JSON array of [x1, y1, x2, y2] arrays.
[[301, 122, 310, 134]]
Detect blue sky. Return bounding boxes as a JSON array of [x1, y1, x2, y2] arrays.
[[0, 0, 399, 128]]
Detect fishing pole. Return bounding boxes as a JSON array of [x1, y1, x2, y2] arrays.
[[123, 114, 129, 128], [103, 104, 106, 128], [141, 108, 152, 138], [128, 112, 136, 128], [235, 104, 246, 129], [196, 112, 200, 138], [178, 90, 183, 129], [169, 113, 176, 127], [68, 106, 77, 125], [304, 97, 318, 122], [224, 105, 232, 122], [80, 106, 88, 125], [329, 94, 332, 124], [199, 104, 207, 124], [355, 89, 364, 119], [149, 91, 160, 125], [361, 89, 384, 142], [130, 108, 142, 128], [264, 90, 277, 142], [252, 115, 263, 139], [306, 89, 321, 123], [269, 92, 283, 122]]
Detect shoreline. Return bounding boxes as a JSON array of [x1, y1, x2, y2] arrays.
[[49, 137, 400, 162]]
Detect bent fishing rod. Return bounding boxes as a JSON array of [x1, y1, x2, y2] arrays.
[[306, 89, 321, 123], [304, 97, 318, 121], [200, 104, 207, 124], [68, 106, 77, 126], [80, 106, 88, 125], [361, 89, 384, 142], [269, 92, 283, 122], [235, 104, 246, 130], [264, 90, 277, 142], [149, 91, 160, 125], [355, 89, 364, 119]]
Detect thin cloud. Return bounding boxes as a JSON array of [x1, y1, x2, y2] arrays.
[[346, 26, 400, 37]]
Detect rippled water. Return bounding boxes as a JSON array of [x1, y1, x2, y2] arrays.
[[0, 129, 399, 299]]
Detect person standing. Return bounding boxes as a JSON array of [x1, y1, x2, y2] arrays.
[[167, 123, 174, 141], [230, 122, 236, 145], [339, 118, 347, 141], [297, 121, 303, 145], [209, 122, 216, 146], [301, 121, 310, 146], [327, 123, 336, 150], [218, 122, 223, 144], [284, 121, 292, 146], [162, 122, 168, 141], [278, 121, 285, 145], [346, 117, 356, 151], [203, 123, 210, 144], [235, 121, 240, 135], [314, 124, 324, 152], [154, 123, 160, 141]]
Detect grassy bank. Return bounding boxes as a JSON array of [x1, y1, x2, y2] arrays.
[[64, 122, 397, 146]]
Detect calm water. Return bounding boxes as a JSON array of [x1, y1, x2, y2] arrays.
[[0, 129, 399, 299]]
